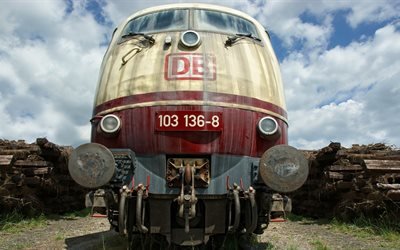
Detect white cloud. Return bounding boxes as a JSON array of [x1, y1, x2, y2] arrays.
[[0, 0, 399, 151], [256, 0, 399, 54], [284, 21, 400, 149], [289, 100, 365, 149], [345, 0, 400, 28], [0, 0, 106, 145]]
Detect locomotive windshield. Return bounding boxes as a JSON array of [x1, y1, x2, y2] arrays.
[[123, 9, 188, 34], [193, 9, 259, 38], [121, 8, 259, 38]]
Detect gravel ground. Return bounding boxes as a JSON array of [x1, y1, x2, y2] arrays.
[[0, 216, 395, 250]]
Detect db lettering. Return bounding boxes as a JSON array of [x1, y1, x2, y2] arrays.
[[165, 53, 216, 80]]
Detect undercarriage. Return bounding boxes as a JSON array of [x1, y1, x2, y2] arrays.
[[70, 144, 305, 248]]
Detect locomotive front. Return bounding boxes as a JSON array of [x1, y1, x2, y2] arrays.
[[68, 3, 308, 247]]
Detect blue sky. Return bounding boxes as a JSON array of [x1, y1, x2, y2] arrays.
[[0, 0, 399, 149]]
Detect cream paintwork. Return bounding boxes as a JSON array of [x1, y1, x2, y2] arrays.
[[94, 4, 286, 120]]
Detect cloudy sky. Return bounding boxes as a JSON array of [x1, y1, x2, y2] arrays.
[[0, 0, 399, 150]]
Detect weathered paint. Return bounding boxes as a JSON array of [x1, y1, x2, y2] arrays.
[[92, 106, 287, 157], [92, 3, 288, 157]]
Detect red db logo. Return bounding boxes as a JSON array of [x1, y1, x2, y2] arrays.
[[165, 53, 216, 80]]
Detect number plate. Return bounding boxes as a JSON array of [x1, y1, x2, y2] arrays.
[[155, 111, 223, 131]]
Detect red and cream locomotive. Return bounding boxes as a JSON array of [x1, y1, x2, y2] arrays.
[[68, 3, 308, 248]]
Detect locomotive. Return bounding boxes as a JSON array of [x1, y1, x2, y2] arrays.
[[68, 3, 308, 248]]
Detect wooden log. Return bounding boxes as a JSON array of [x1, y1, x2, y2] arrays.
[[0, 187, 10, 196], [6, 168, 21, 175], [376, 183, 400, 190], [25, 176, 42, 186], [365, 160, 400, 172], [0, 149, 30, 156], [327, 172, 355, 181], [2, 182, 16, 190], [36, 138, 61, 159], [14, 160, 50, 168], [344, 154, 400, 161], [0, 155, 13, 166], [11, 174, 25, 187], [0, 144, 42, 154], [367, 191, 384, 201], [20, 167, 52, 176], [386, 190, 400, 200], [335, 181, 353, 190], [328, 171, 344, 180], [329, 164, 363, 172]]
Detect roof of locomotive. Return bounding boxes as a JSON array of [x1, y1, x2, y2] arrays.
[[94, 3, 287, 121], [111, 3, 267, 44], [123, 3, 260, 28]]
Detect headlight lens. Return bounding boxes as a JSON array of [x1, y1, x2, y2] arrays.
[[181, 30, 200, 48], [258, 117, 278, 136], [100, 114, 121, 134]]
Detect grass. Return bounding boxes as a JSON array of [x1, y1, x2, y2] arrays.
[[286, 213, 307, 222], [330, 215, 400, 240], [310, 239, 329, 250], [286, 245, 299, 250], [330, 215, 400, 248], [0, 212, 47, 233], [61, 208, 91, 219], [287, 213, 400, 249], [288, 213, 400, 240], [0, 208, 91, 234]]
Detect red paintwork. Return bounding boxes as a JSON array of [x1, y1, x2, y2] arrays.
[[92, 105, 288, 157], [93, 91, 287, 119], [155, 111, 223, 131]]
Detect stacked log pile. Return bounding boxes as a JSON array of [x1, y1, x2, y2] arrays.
[[291, 142, 400, 220], [0, 138, 86, 215], [2, 138, 399, 220]]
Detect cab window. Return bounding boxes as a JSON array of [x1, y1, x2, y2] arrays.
[[122, 9, 188, 35], [193, 9, 259, 37]]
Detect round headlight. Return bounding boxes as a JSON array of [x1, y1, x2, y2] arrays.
[[259, 145, 309, 193], [181, 30, 200, 48], [258, 117, 278, 136], [68, 143, 116, 188], [100, 114, 121, 134]]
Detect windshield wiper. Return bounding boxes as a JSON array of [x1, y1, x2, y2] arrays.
[[121, 32, 155, 44], [225, 33, 261, 46]]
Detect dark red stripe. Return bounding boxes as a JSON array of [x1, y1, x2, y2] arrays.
[[92, 106, 288, 157], [94, 91, 287, 118]]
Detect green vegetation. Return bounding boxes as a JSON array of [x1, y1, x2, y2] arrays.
[[310, 239, 329, 250], [288, 213, 400, 249], [0, 208, 91, 234], [288, 213, 400, 240], [286, 245, 299, 250], [286, 213, 307, 222], [330, 215, 400, 242], [55, 231, 65, 241], [0, 212, 47, 233], [61, 208, 91, 219]]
